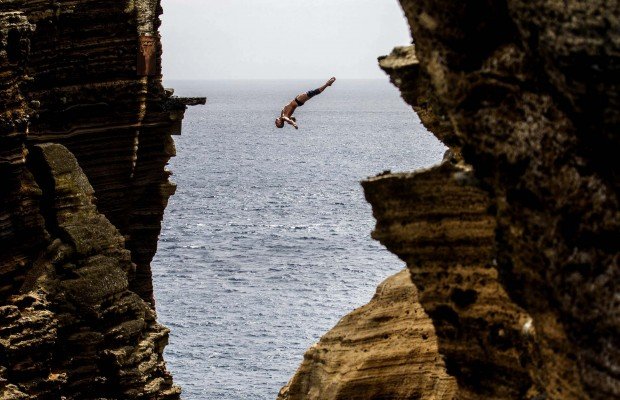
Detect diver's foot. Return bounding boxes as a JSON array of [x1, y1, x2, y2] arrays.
[[290, 117, 296, 122], [327, 77, 336, 86], [294, 125, 298, 130]]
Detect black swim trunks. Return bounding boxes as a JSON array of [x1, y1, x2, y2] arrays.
[[307, 88, 321, 98], [295, 88, 321, 107]]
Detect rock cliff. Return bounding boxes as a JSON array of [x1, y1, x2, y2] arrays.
[[363, 163, 535, 399], [283, 1, 619, 399], [278, 269, 456, 400], [391, 0, 619, 397], [0, 0, 203, 398]]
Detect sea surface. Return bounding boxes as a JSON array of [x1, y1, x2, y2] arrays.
[[151, 80, 446, 399]]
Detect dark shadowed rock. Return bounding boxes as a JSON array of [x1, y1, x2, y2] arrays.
[[0, 143, 181, 398], [395, 0, 619, 397], [0, 0, 204, 397]]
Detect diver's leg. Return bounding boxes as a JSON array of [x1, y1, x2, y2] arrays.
[[295, 88, 320, 104], [295, 92, 310, 104], [297, 77, 336, 104]]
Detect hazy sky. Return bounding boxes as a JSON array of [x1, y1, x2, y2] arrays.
[[160, 0, 412, 80]]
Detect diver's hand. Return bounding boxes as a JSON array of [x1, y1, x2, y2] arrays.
[[282, 116, 297, 129]]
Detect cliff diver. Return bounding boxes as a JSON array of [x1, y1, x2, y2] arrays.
[[275, 77, 336, 129]]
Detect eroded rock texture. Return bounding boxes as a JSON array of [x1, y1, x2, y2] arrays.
[[363, 163, 535, 399], [1, 143, 180, 399], [284, 1, 618, 399], [279, 269, 456, 400], [389, 1, 619, 398], [22, 0, 184, 304], [0, 0, 202, 397], [1, 0, 204, 305], [378, 46, 455, 151]]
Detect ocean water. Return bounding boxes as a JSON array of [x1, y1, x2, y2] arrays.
[[151, 80, 446, 399]]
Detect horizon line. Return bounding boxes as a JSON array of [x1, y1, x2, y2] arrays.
[[162, 77, 389, 81]]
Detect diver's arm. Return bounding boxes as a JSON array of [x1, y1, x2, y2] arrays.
[[281, 116, 298, 129]]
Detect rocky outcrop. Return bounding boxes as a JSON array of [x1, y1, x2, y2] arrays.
[[281, 162, 537, 400], [0, 0, 204, 305], [21, 0, 184, 305], [1, 144, 179, 399], [378, 46, 455, 151], [363, 163, 535, 399], [390, 1, 619, 398], [0, 0, 203, 397], [284, 1, 618, 399], [278, 269, 456, 400]]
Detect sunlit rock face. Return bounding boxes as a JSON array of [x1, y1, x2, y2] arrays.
[[0, 0, 202, 397], [278, 269, 457, 400]]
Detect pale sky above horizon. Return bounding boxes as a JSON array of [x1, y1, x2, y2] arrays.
[[160, 0, 412, 80]]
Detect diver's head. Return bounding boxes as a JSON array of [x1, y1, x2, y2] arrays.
[[275, 118, 284, 128]]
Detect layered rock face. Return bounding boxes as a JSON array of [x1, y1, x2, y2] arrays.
[[390, 1, 619, 398], [22, 0, 181, 304], [1, 144, 179, 399], [363, 164, 535, 399], [284, 1, 618, 399], [282, 162, 537, 399], [0, 0, 202, 397], [279, 269, 456, 400]]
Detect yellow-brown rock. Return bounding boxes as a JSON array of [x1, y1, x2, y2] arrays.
[[363, 163, 537, 399], [278, 269, 456, 400]]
